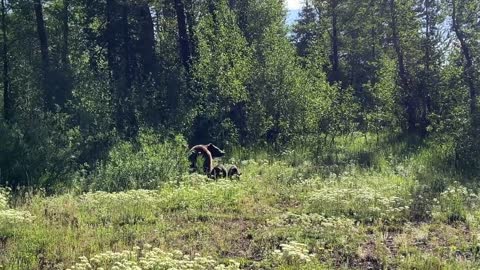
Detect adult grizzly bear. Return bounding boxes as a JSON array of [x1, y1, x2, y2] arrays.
[[188, 143, 225, 175]]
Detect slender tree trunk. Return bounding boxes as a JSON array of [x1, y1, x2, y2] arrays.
[[185, 0, 196, 60], [106, 0, 138, 138], [174, 0, 191, 74], [34, 0, 52, 110], [62, 0, 69, 68], [451, 0, 477, 121], [330, 0, 340, 84], [136, 2, 157, 121], [84, 0, 98, 71], [208, 0, 219, 32], [1, 0, 10, 121], [424, 0, 431, 75], [137, 3, 157, 76], [421, 0, 433, 132], [34, 0, 49, 71], [389, 0, 417, 133]]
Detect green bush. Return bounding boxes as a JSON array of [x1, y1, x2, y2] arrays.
[[87, 131, 189, 192], [0, 115, 80, 192], [432, 182, 480, 224]]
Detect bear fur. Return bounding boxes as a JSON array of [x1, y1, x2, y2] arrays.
[[188, 143, 225, 175], [227, 165, 241, 178], [211, 164, 227, 179]]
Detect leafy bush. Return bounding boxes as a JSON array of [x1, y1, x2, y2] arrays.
[[0, 188, 33, 237], [432, 182, 480, 224], [86, 131, 189, 192], [0, 116, 80, 192]]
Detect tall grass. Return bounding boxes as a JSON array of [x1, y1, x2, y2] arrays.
[[1, 132, 480, 269]]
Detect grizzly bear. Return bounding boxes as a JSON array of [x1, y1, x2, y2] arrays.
[[188, 143, 225, 175], [227, 165, 241, 178], [211, 164, 227, 179]]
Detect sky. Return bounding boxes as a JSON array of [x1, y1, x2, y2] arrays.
[[286, 0, 303, 25], [286, 0, 303, 10]]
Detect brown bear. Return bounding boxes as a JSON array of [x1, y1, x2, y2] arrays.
[[211, 164, 227, 179], [188, 143, 225, 175], [227, 165, 241, 178]]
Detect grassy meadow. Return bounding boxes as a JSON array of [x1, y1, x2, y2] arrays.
[[1, 135, 480, 270]]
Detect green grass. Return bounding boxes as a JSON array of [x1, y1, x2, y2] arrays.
[[1, 134, 480, 269]]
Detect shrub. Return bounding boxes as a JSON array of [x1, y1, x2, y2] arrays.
[[87, 131, 189, 192], [0, 188, 33, 237], [432, 182, 480, 224], [0, 116, 80, 192]]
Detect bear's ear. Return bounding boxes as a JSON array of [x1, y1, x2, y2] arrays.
[[207, 143, 225, 158]]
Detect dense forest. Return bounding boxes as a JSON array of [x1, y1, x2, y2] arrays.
[[1, 0, 480, 269], [0, 0, 478, 189]]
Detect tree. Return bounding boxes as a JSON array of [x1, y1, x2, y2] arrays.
[[106, 0, 138, 138], [174, 0, 193, 74], [312, 0, 343, 84], [191, 0, 252, 146], [61, 0, 69, 68], [387, 0, 431, 135], [449, 0, 478, 124], [34, 0, 52, 111], [1, 0, 10, 121], [292, 0, 318, 57]]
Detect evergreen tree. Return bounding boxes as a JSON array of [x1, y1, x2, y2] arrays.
[[292, 0, 318, 57]]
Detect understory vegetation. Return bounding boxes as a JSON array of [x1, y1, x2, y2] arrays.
[[1, 135, 480, 269]]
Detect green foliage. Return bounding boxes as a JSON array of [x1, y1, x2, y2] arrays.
[[2, 0, 480, 268], [432, 182, 480, 224], [247, 25, 304, 144], [192, 0, 252, 146], [86, 131, 189, 192], [3, 141, 480, 269], [364, 56, 401, 135], [0, 114, 80, 191], [0, 188, 33, 238]]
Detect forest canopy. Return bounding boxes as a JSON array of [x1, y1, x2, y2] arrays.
[[0, 0, 479, 190]]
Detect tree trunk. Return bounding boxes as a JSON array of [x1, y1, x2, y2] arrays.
[[330, 0, 340, 84], [228, 0, 236, 9], [421, 0, 433, 133], [174, 0, 192, 74], [451, 0, 477, 121], [389, 0, 417, 133], [62, 0, 69, 68], [34, 0, 52, 110], [185, 1, 197, 58], [83, 0, 98, 71], [137, 3, 157, 76], [1, 0, 10, 121], [106, 0, 138, 138]]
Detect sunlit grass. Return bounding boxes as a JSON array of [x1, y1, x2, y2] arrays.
[[1, 134, 480, 269]]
